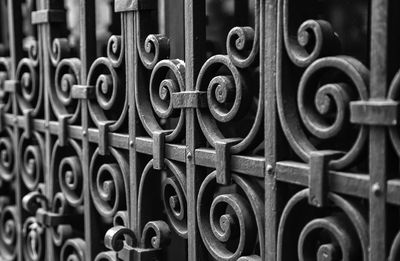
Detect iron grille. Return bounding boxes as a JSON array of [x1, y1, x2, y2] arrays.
[[0, 0, 398, 260]]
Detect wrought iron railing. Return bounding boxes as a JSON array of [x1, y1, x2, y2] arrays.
[[0, 0, 398, 260]]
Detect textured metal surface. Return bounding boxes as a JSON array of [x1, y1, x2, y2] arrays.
[[0, 0, 398, 260]]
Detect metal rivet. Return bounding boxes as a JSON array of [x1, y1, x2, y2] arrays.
[[266, 164, 273, 175], [372, 183, 381, 196], [129, 140, 134, 147], [44, 122, 49, 129], [186, 152, 192, 160], [82, 131, 87, 137]]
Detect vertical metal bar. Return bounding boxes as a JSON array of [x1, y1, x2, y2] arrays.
[[41, 1, 52, 260], [7, 1, 23, 261], [126, 10, 139, 236], [264, 0, 278, 260], [79, 0, 97, 260], [369, 0, 388, 260], [184, 0, 206, 260]]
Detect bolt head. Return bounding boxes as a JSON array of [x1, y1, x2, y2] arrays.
[[266, 164, 273, 175], [372, 183, 381, 196]]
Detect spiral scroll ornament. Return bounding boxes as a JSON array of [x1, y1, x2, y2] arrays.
[[196, 55, 263, 153], [0, 58, 11, 112], [107, 35, 124, 67], [22, 217, 44, 261], [136, 8, 170, 70], [277, 189, 368, 261], [277, 56, 369, 169], [19, 132, 44, 191], [51, 193, 76, 247], [53, 58, 81, 122], [60, 238, 86, 261], [49, 38, 71, 66], [141, 221, 171, 249], [16, 57, 41, 116], [87, 58, 127, 131], [197, 172, 264, 261], [90, 148, 128, 218], [138, 159, 187, 238], [226, 0, 260, 68], [0, 128, 15, 183], [51, 139, 83, 207], [0, 206, 18, 261], [136, 59, 185, 141], [282, 0, 340, 67]]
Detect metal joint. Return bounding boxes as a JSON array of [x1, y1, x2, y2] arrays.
[[350, 100, 399, 126], [308, 151, 343, 207], [31, 9, 66, 25], [99, 121, 114, 155], [115, 0, 157, 12], [71, 85, 95, 99], [152, 130, 172, 170], [215, 138, 241, 185], [171, 91, 207, 109]]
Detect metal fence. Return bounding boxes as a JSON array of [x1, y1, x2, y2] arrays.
[[0, 0, 398, 260]]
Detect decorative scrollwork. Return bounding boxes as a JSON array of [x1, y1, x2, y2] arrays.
[[60, 238, 86, 261], [107, 35, 124, 68], [277, 189, 368, 260], [53, 58, 81, 122], [282, 0, 340, 67], [277, 56, 369, 169], [90, 148, 128, 218], [49, 38, 71, 66], [104, 225, 136, 252], [87, 57, 127, 131], [0, 57, 11, 112], [0, 206, 18, 261], [136, 59, 185, 141], [136, 8, 170, 70], [51, 192, 75, 247], [51, 139, 83, 207], [226, 1, 260, 68], [22, 217, 45, 261], [16, 57, 41, 115], [138, 159, 187, 238], [196, 55, 263, 153], [141, 221, 171, 249], [197, 172, 264, 261], [19, 132, 44, 191], [0, 128, 15, 183]]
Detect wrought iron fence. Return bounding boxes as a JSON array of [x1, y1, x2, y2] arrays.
[[0, 0, 398, 260]]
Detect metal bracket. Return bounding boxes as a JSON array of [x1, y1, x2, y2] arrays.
[[22, 191, 78, 227], [99, 121, 114, 155], [115, 0, 157, 12], [350, 100, 399, 126], [171, 91, 207, 109], [23, 109, 33, 139], [308, 151, 342, 207], [4, 80, 18, 93], [31, 9, 66, 24], [58, 114, 71, 146], [71, 85, 94, 100], [152, 130, 172, 170], [215, 138, 241, 185]]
